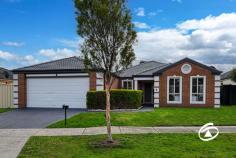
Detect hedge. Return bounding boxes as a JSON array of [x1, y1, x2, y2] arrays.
[[87, 89, 143, 109]]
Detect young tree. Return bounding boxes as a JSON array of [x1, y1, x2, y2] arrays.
[[75, 0, 137, 142], [231, 68, 236, 82]]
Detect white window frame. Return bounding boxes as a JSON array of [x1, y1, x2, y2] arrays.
[[167, 76, 182, 104], [190, 76, 206, 104], [122, 80, 133, 90]]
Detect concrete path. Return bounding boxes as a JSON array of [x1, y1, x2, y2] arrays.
[[1, 126, 236, 158]]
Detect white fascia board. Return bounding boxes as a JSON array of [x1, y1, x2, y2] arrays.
[[26, 74, 56, 77], [57, 73, 89, 76], [133, 77, 154, 81]]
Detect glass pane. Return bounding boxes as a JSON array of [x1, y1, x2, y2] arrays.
[[175, 85, 179, 93], [192, 85, 197, 93], [169, 79, 174, 86], [169, 85, 174, 93], [192, 78, 197, 86], [175, 79, 180, 93], [192, 94, 198, 101], [123, 82, 127, 89], [128, 81, 132, 89], [197, 94, 204, 101], [169, 94, 175, 101], [199, 85, 204, 93], [198, 78, 204, 85], [183, 65, 190, 72], [175, 94, 180, 101], [169, 79, 174, 93]]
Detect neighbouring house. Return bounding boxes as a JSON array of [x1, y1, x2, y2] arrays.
[[13, 56, 222, 109], [221, 70, 236, 105], [0, 67, 13, 84]]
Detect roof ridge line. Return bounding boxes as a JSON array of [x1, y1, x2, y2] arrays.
[[13, 56, 80, 71], [127, 61, 165, 70], [135, 63, 168, 75]]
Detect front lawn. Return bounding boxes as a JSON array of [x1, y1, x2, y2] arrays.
[[48, 106, 236, 128], [18, 134, 236, 158], [0, 108, 11, 113]]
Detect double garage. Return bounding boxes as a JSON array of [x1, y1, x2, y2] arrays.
[[26, 75, 89, 108], [13, 72, 90, 109], [12, 57, 102, 109]]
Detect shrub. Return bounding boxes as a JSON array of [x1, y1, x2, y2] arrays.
[[87, 89, 143, 109]]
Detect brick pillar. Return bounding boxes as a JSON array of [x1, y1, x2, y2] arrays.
[[18, 73, 26, 108], [89, 72, 97, 90]]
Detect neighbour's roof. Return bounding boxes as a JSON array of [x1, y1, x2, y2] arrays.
[[221, 70, 232, 80], [0, 67, 13, 79], [118, 61, 167, 78], [13, 56, 88, 72]]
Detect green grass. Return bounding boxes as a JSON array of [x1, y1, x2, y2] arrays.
[[18, 134, 236, 158], [0, 108, 11, 113], [48, 106, 236, 128]]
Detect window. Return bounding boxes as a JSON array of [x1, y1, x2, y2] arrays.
[[190, 76, 206, 104], [167, 76, 182, 103], [181, 64, 192, 74], [122, 80, 133, 89]]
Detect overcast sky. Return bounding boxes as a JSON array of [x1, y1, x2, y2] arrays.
[[0, 0, 236, 72]]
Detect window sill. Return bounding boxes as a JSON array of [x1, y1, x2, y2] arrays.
[[167, 102, 182, 104], [190, 102, 205, 104]]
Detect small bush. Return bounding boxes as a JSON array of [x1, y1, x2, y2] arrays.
[[87, 89, 143, 109]]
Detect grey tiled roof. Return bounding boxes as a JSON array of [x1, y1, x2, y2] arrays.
[[118, 57, 222, 78], [135, 64, 170, 76], [13, 56, 86, 72], [118, 61, 167, 77], [221, 70, 232, 80]]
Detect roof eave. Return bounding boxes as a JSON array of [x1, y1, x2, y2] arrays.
[[132, 75, 154, 77], [12, 68, 102, 74]]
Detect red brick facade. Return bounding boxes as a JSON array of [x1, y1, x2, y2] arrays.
[[110, 76, 121, 89], [89, 71, 97, 90], [18, 73, 26, 109], [159, 61, 215, 107]]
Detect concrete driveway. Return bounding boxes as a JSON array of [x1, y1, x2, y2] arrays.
[[0, 108, 84, 129]]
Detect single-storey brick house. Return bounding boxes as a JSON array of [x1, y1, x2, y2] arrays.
[[13, 57, 222, 109]]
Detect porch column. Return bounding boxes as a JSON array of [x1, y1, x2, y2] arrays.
[[214, 75, 221, 108], [153, 76, 160, 108], [134, 79, 138, 90]]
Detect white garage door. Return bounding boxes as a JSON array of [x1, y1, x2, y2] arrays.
[[27, 77, 89, 108]]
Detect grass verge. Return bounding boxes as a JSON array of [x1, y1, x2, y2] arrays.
[[48, 106, 236, 128], [18, 133, 236, 158], [0, 108, 12, 113]]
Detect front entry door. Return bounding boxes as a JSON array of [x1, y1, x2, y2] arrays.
[[144, 83, 153, 104]]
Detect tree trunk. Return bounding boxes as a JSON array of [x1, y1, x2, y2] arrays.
[[105, 83, 113, 142]]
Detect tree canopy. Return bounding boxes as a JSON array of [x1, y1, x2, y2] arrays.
[[75, 0, 137, 74]]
